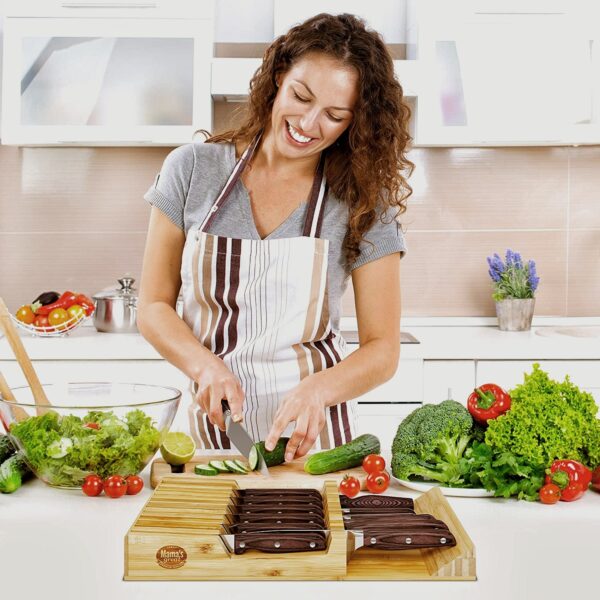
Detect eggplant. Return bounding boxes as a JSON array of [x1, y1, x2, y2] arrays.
[[32, 291, 60, 306]]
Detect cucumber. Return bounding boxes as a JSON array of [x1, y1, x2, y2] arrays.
[[194, 464, 219, 476], [224, 459, 248, 474], [0, 451, 31, 493], [303, 434, 381, 475], [208, 460, 230, 473], [233, 459, 250, 472], [248, 438, 289, 470]]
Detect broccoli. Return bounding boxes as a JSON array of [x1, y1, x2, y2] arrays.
[[391, 400, 475, 487]]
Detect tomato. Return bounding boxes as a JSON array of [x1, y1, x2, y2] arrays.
[[15, 305, 35, 325], [48, 308, 69, 328], [104, 475, 128, 499], [84, 422, 100, 430], [365, 471, 390, 494], [125, 475, 144, 495], [67, 304, 85, 322], [539, 483, 561, 505], [339, 475, 361, 498], [33, 314, 52, 330], [82, 474, 103, 497], [362, 454, 386, 474]]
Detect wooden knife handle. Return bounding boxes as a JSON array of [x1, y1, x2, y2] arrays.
[[233, 533, 327, 554], [229, 521, 324, 533], [340, 494, 415, 510], [361, 528, 456, 550]]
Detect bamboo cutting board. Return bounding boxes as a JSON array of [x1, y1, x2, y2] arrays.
[[150, 454, 366, 488]]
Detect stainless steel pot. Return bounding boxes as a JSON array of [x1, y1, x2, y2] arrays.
[[93, 277, 138, 333]]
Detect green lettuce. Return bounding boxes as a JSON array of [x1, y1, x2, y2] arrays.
[[9, 409, 160, 487]]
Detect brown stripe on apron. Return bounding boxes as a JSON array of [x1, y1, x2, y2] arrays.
[[339, 400, 353, 443], [213, 235, 230, 356], [206, 413, 220, 448], [329, 405, 343, 447], [222, 238, 242, 359], [218, 424, 231, 449]]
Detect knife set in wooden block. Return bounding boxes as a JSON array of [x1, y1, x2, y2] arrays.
[[124, 477, 476, 581]]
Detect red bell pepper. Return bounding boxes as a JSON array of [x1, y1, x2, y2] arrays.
[[467, 383, 511, 424], [545, 459, 592, 502], [74, 293, 95, 316], [35, 291, 78, 316]]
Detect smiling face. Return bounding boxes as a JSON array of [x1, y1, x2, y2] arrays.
[[268, 52, 359, 162]]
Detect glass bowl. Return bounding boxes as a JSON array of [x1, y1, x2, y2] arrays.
[[0, 382, 181, 489]]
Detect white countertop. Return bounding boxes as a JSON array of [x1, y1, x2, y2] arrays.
[[2, 464, 599, 600], [1, 320, 599, 361]]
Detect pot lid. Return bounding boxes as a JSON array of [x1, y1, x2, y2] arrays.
[[93, 277, 137, 300]]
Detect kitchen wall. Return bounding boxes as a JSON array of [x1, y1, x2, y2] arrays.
[[1, 137, 599, 317]]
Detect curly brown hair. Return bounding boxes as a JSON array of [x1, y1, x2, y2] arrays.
[[206, 13, 414, 269]]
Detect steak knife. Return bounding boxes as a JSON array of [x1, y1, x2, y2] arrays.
[[347, 526, 456, 551], [220, 530, 329, 554]]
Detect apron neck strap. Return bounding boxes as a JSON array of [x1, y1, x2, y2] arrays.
[[200, 133, 327, 238]]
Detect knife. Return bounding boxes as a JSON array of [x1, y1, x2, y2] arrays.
[[221, 400, 270, 476], [347, 526, 456, 551], [339, 494, 415, 511], [220, 529, 329, 554]]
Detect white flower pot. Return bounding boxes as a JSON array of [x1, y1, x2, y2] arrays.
[[495, 298, 536, 332]]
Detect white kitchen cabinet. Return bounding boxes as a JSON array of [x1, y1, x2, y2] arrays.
[[1, 2, 214, 145], [476, 360, 600, 406], [422, 360, 476, 406], [415, 1, 595, 146], [356, 402, 418, 454]]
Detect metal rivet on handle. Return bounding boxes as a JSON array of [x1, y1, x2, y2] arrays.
[[440, 537, 447, 544], [309, 542, 316, 548], [370, 537, 377, 545], [405, 537, 412, 544], [277, 520, 282, 524], [274, 541, 281, 549], [239, 542, 246, 549]]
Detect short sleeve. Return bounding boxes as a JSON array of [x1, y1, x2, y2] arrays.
[[143, 144, 195, 231], [351, 207, 407, 271]]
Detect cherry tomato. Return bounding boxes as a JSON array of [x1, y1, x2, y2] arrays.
[[48, 308, 69, 328], [365, 470, 390, 494], [125, 475, 144, 495], [339, 475, 361, 498], [539, 483, 561, 505], [33, 314, 52, 330], [362, 454, 386, 474], [16, 305, 35, 325], [104, 475, 127, 499], [67, 304, 85, 322], [82, 474, 103, 497], [84, 422, 100, 430]]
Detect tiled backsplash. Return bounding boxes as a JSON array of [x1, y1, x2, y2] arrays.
[[1, 143, 599, 316]]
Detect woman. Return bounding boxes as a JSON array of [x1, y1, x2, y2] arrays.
[[138, 13, 413, 462]]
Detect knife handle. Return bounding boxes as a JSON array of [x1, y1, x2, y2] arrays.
[[360, 528, 456, 550], [221, 399, 231, 415], [233, 533, 327, 554], [340, 494, 415, 510]]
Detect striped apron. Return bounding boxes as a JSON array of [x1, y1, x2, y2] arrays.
[[181, 136, 357, 450]]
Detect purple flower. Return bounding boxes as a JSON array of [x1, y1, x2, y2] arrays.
[[527, 259, 540, 292], [487, 253, 505, 283]]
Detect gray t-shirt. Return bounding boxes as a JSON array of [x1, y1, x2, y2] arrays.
[[144, 142, 406, 331]]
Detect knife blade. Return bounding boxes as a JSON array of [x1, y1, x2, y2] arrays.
[[222, 400, 270, 476]]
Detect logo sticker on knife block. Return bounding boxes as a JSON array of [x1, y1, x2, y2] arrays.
[[156, 545, 187, 569]]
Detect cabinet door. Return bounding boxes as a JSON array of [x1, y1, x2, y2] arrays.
[[423, 360, 476, 406], [1, 17, 212, 145], [416, 3, 590, 145], [356, 403, 418, 456], [476, 361, 600, 406]]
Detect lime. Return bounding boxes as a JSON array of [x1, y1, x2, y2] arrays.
[[160, 432, 196, 466]]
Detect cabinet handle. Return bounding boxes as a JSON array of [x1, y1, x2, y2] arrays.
[[61, 3, 157, 8]]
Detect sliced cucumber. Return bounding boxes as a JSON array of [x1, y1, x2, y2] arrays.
[[194, 464, 219, 476], [208, 460, 230, 473], [233, 459, 250, 472], [249, 438, 289, 470], [224, 459, 248, 474]]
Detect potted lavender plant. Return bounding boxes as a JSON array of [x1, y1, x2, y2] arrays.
[[487, 249, 540, 331]]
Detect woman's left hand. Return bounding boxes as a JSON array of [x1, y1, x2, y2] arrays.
[[264, 376, 327, 462]]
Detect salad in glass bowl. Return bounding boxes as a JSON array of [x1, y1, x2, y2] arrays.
[[0, 382, 181, 488]]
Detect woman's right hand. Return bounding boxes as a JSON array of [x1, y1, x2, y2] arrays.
[[193, 358, 245, 431]]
